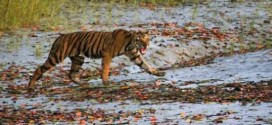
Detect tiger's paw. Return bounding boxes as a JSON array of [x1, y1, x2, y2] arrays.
[[102, 80, 117, 86], [103, 81, 110, 86], [69, 75, 82, 84], [154, 71, 166, 76], [27, 86, 35, 92], [28, 78, 36, 89], [28, 84, 35, 89], [148, 68, 166, 77]]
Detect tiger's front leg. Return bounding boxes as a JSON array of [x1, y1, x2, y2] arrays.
[[101, 55, 113, 85], [127, 50, 166, 76]]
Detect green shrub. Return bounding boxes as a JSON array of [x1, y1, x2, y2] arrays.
[[0, 0, 64, 30]]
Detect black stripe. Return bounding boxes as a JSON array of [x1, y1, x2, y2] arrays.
[[110, 29, 122, 47], [71, 56, 84, 65], [124, 39, 132, 51], [83, 32, 95, 56], [74, 32, 90, 55], [108, 37, 115, 50], [54, 51, 60, 64], [84, 32, 97, 57], [125, 32, 132, 38], [58, 43, 64, 62], [117, 48, 122, 56], [62, 33, 77, 55], [75, 57, 84, 63], [131, 49, 138, 55], [96, 33, 107, 57], [88, 32, 100, 57], [84, 51, 89, 57], [69, 33, 87, 56], [91, 32, 102, 57], [88, 32, 96, 41], [48, 57, 55, 66], [51, 36, 62, 48], [95, 33, 105, 57], [53, 36, 64, 62], [63, 35, 72, 57], [42, 65, 50, 70], [130, 55, 140, 61], [41, 65, 50, 72], [78, 32, 89, 43], [68, 33, 81, 47], [98, 50, 102, 57], [136, 61, 143, 67], [74, 60, 83, 65], [113, 29, 122, 37], [69, 32, 87, 55], [70, 32, 81, 43], [70, 69, 79, 72], [118, 41, 128, 56], [103, 33, 111, 50], [67, 33, 84, 56]]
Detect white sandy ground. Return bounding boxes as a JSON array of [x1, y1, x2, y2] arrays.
[[0, 1, 271, 124], [107, 49, 272, 88], [1, 49, 272, 124]]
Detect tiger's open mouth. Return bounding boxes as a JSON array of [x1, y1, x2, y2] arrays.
[[140, 48, 147, 54]]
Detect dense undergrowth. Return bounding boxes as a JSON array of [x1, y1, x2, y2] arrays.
[[0, 0, 212, 31]]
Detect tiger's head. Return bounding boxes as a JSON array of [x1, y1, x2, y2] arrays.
[[131, 31, 150, 55]]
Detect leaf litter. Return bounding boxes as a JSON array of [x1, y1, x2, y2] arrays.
[[1, 75, 272, 124], [1, 1, 272, 124]]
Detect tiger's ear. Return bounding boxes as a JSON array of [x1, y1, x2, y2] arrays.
[[138, 30, 148, 35], [125, 30, 136, 37], [129, 30, 136, 34], [143, 30, 149, 34]]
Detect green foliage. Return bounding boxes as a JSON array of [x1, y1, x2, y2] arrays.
[[35, 43, 43, 57], [227, 43, 236, 54], [191, 0, 199, 20], [0, 0, 65, 30], [7, 37, 21, 52], [0, 0, 207, 31]]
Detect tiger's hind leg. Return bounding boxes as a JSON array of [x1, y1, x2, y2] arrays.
[[69, 56, 84, 84]]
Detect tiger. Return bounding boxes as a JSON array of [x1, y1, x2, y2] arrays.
[[28, 29, 165, 88]]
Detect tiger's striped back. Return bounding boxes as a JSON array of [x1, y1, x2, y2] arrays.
[[47, 29, 133, 65]]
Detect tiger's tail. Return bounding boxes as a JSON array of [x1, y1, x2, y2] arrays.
[[28, 35, 67, 87]]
